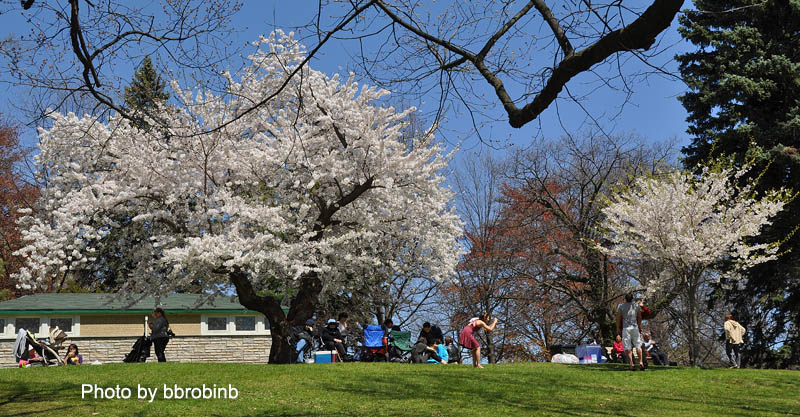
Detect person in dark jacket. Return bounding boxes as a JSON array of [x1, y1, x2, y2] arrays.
[[292, 319, 315, 363], [320, 319, 348, 361], [149, 308, 170, 362], [382, 319, 394, 337], [418, 322, 444, 347], [419, 322, 433, 346]]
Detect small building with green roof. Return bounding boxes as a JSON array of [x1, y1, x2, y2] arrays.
[[0, 293, 271, 367]]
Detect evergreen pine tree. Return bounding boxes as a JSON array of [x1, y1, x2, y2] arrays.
[[123, 57, 170, 129], [677, 0, 800, 367]]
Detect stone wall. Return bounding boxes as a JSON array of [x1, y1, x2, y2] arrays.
[[1, 335, 272, 368]]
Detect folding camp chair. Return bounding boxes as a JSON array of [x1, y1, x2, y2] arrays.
[[359, 325, 387, 362], [388, 330, 412, 362]]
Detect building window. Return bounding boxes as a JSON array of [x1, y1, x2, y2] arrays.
[[50, 317, 73, 333], [201, 314, 267, 335], [235, 316, 255, 332], [207, 316, 228, 331], [15, 318, 41, 334], [0, 318, 5, 336]]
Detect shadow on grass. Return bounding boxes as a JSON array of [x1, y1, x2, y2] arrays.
[[0, 380, 78, 416], [235, 363, 799, 417], [575, 363, 682, 372]]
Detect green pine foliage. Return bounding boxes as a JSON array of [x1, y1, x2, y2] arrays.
[[678, 0, 800, 165], [123, 57, 170, 129], [677, 0, 800, 368]]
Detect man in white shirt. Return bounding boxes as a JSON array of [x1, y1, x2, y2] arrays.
[[616, 293, 644, 371]]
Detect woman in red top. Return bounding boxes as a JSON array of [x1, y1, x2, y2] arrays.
[[459, 313, 498, 368], [612, 335, 625, 362]]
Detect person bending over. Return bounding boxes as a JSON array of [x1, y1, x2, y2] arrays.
[[459, 313, 497, 368]]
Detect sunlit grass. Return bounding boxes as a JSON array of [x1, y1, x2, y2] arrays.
[[1, 362, 797, 416]]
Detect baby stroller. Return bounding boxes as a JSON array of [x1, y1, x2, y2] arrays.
[[358, 325, 387, 362], [123, 336, 151, 363], [123, 317, 152, 363], [14, 327, 67, 367], [387, 330, 413, 362]]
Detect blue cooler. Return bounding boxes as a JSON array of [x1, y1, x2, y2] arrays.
[[577, 344, 604, 363], [314, 350, 338, 363]]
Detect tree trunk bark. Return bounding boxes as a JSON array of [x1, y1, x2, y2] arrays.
[[485, 332, 496, 363], [687, 282, 700, 367], [229, 269, 322, 364]]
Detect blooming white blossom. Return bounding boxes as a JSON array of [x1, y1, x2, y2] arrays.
[[601, 163, 789, 287], [600, 161, 791, 366], [14, 31, 463, 305]]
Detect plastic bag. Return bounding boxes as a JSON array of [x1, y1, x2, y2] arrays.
[[551, 353, 580, 364]]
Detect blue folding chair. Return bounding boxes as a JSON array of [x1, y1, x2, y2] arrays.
[[359, 325, 387, 362]]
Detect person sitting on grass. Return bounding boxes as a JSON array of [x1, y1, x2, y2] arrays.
[[64, 344, 83, 365], [445, 336, 461, 364], [427, 339, 449, 364], [412, 336, 447, 364]]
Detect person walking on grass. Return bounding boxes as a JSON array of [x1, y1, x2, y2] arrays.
[[459, 313, 497, 368], [724, 313, 746, 368], [616, 293, 644, 371]]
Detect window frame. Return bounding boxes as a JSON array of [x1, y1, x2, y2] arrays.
[[13, 316, 44, 337], [48, 316, 80, 337], [4, 316, 81, 339], [201, 314, 267, 336]]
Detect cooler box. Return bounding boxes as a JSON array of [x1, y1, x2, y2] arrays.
[[577, 344, 604, 364], [314, 350, 338, 364]]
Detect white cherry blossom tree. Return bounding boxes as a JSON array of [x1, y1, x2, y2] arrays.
[[14, 31, 463, 363], [600, 161, 791, 365]]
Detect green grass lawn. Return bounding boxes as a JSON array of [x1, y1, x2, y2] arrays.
[[1, 362, 798, 416]]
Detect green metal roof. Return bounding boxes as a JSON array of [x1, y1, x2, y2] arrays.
[[0, 293, 256, 315]]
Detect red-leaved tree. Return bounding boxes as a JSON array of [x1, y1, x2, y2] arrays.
[[0, 120, 39, 299]]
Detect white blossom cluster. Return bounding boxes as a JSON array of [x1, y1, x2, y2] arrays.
[[14, 31, 463, 297], [601, 164, 789, 291]]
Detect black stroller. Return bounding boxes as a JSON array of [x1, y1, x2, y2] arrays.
[[123, 317, 152, 363]]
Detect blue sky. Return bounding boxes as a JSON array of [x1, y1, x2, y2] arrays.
[[235, 2, 693, 154], [0, 2, 693, 157]]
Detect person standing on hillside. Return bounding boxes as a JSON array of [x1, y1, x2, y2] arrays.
[[724, 313, 746, 369], [149, 308, 170, 362], [616, 293, 644, 371], [459, 313, 497, 369]]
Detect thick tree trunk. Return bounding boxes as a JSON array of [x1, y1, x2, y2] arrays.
[[229, 269, 322, 364], [595, 309, 617, 347]]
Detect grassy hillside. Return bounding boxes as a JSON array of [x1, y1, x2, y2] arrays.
[[1, 362, 798, 416]]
